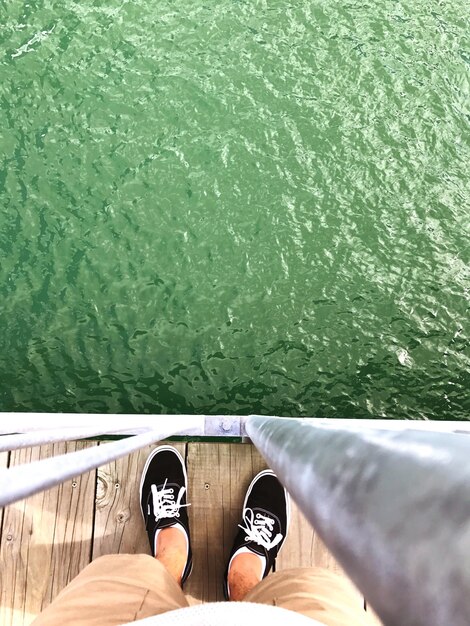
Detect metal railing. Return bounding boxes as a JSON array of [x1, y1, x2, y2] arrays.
[[1, 413, 469, 625], [246, 416, 470, 626], [0, 415, 203, 506]]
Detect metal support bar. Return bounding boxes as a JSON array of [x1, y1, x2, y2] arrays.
[[246, 415, 470, 626], [0, 416, 200, 508], [0, 425, 160, 452], [1, 414, 469, 438], [0, 414, 205, 435]]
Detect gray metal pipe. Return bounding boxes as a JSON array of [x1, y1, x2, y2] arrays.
[[0, 416, 200, 508], [0, 425, 156, 452], [246, 415, 470, 626], [0, 414, 205, 435], [1, 414, 469, 437]]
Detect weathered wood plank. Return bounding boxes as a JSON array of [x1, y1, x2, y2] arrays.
[[92, 442, 186, 558], [0, 442, 96, 626], [185, 442, 267, 602], [276, 500, 344, 572], [276, 492, 364, 609], [0, 450, 10, 543]]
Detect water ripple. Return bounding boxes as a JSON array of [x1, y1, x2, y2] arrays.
[[0, 0, 469, 419]]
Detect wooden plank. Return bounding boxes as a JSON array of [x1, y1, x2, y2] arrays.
[[92, 442, 186, 558], [276, 500, 344, 572], [185, 442, 267, 602], [0, 442, 96, 626], [276, 494, 365, 610], [0, 438, 382, 623], [0, 451, 10, 543]]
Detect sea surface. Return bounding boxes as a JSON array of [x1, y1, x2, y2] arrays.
[[1, 0, 469, 419]]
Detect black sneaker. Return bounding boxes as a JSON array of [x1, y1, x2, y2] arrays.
[[140, 445, 192, 585], [224, 469, 290, 599]]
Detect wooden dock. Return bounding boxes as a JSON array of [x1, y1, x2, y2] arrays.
[[0, 441, 380, 624]]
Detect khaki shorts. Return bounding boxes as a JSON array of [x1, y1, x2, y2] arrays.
[[31, 554, 375, 626]]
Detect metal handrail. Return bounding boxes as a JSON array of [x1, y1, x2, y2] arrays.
[[246, 416, 470, 626], [1, 413, 469, 438], [0, 416, 201, 507]]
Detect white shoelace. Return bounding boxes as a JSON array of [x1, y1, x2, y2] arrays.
[[149, 479, 190, 521], [238, 508, 283, 550]]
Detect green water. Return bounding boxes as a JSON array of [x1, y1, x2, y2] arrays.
[[1, 0, 469, 419]]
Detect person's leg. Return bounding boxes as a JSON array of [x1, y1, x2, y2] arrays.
[[140, 445, 193, 585], [155, 526, 188, 585], [228, 551, 264, 600], [225, 471, 375, 625], [224, 469, 290, 600], [32, 445, 193, 626], [244, 567, 377, 626], [30, 554, 189, 626]]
